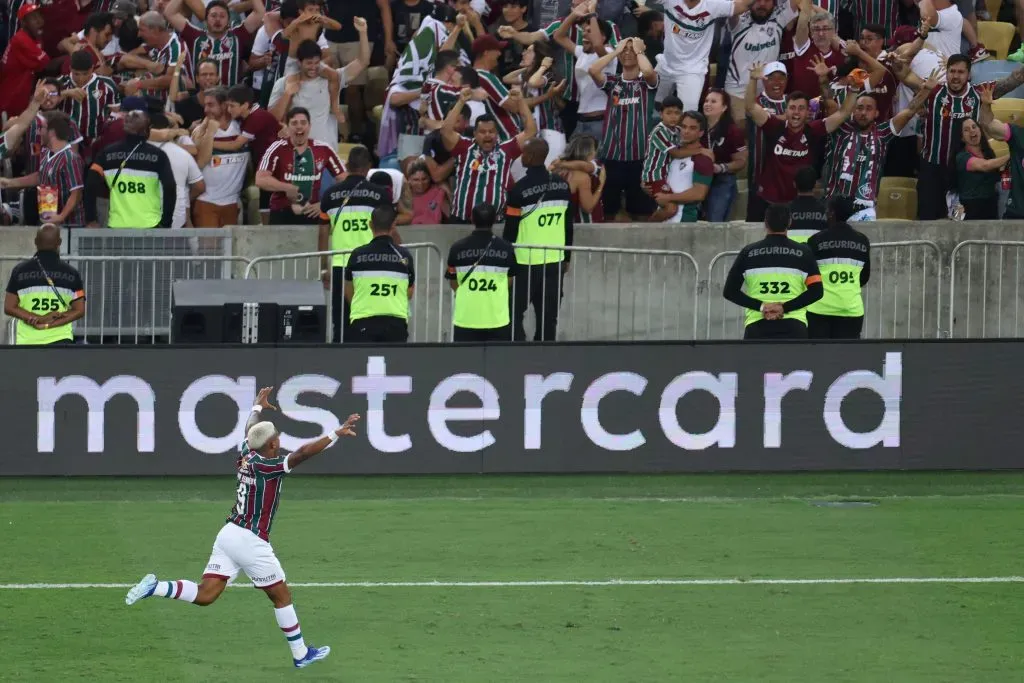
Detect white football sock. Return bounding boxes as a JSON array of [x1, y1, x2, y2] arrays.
[[153, 580, 198, 603], [275, 604, 308, 659]]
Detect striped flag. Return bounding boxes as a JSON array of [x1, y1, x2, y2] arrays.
[[389, 16, 450, 95]]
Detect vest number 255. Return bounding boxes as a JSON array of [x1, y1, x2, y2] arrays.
[[758, 281, 791, 295], [29, 297, 61, 312]]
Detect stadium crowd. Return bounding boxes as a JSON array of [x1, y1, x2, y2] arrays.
[[1, 0, 1024, 228]]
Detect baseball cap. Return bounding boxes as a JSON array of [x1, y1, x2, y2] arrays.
[[763, 62, 787, 77], [17, 3, 40, 21], [121, 96, 148, 113], [472, 34, 508, 55], [112, 0, 138, 18]]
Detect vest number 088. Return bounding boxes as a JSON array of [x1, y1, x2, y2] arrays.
[[116, 180, 146, 194]]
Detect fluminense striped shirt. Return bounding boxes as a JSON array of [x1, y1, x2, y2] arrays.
[[58, 74, 120, 144], [542, 18, 622, 102], [746, 92, 787, 183], [25, 114, 82, 174], [147, 33, 194, 104], [450, 136, 523, 221], [642, 122, 681, 184], [38, 144, 86, 226], [921, 82, 992, 165], [179, 24, 255, 87], [598, 74, 659, 162], [476, 68, 521, 142]]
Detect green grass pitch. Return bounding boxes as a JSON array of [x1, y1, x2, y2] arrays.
[[1, 473, 1023, 682]]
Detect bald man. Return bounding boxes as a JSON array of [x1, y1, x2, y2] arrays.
[[4, 224, 86, 345], [85, 110, 177, 228]]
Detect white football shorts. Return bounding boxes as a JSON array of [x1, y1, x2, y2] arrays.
[[203, 522, 287, 588]]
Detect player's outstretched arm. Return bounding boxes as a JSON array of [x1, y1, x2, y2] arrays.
[[286, 414, 361, 471], [246, 386, 277, 434]]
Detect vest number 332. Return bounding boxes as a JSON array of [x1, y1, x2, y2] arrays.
[[757, 281, 791, 295]]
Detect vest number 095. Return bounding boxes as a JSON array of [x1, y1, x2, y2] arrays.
[[828, 270, 856, 284]]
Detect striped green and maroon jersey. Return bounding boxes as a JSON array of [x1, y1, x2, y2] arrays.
[[450, 136, 524, 221], [524, 74, 563, 132], [745, 92, 787, 183], [227, 439, 291, 541], [598, 74, 658, 162], [476, 68, 522, 142], [852, 0, 898, 37], [146, 33, 194, 104], [921, 82, 992, 165], [0, 131, 10, 160], [57, 74, 120, 143], [543, 18, 621, 102], [423, 78, 460, 121], [824, 120, 896, 205], [25, 114, 82, 174], [642, 122, 681, 184], [179, 24, 255, 87]]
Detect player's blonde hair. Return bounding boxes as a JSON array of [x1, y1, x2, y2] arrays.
[[247, 421, 277, 450]]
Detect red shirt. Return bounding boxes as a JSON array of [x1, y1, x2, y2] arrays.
[[787, 40, 845, 97], [0, 30, 51, 116], [757, 117, 827, 203], [703, 121, 746, 166], [239, 106, 281, 170], [259, 138, 345, 211], [869, 68, 898, 120], [39, 0, 90, 57]]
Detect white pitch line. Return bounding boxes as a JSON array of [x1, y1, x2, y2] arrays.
[[1, 577, 1023, 590]]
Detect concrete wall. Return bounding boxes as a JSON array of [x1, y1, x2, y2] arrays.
[[2, 221, 1022, 340]]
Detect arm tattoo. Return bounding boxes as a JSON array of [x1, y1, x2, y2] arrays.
[[993, 67, 1024, 99], [244, 410, 263, 434]]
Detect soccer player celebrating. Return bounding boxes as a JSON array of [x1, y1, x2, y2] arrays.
[[125, 387, 360, 670]]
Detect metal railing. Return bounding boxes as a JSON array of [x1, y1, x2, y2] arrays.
[[245, 243, 446, 343], [502, 245, 701, 341], [705, 241, 944, 339], [948, 240, 1024, 338]]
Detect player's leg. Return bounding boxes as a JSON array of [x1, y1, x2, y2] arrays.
[[125, 526, 240, 606]]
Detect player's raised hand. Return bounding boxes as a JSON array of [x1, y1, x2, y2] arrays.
[[337, 414, 361, 437], [255, 386, 277, 411]]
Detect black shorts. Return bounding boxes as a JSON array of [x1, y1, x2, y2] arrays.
[[259, 190, 271, 213]]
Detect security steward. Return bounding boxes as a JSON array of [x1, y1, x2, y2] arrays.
[[344, 205, 415, 343], [503, 138, 573, 342], [319, 145, 391, 342], [446, 202, 517, 342], [84, 111, 176, 229], [3, 224, 85, 345], [723, 203, 823, 340], [787, 166, 828, 244], [807, 196, 872, 339]]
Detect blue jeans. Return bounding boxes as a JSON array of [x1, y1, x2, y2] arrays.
[[704, 173, 737, 223], [572, 118, 604, 141]]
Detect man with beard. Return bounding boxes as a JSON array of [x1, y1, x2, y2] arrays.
[[164, 0, 265, 88], [822, 77, 937, 221], [724, 0, 799, 124], [746, 62, 856, 208]]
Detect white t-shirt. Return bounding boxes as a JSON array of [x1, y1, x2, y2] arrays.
[[250, 27, 329, 88], [268, 72, 346, 148], [75, 31, 120, 57], [664, 158, 698, 223], [725, 2, 798, 97], [894, 48, 946, 138], [369, 168, 405, 203], [930, 4, 964, 58], [198, 121, 249, 206], [574, 46, 617, 115], [662, 0, 735, 75], [154, 139, 203, 228]]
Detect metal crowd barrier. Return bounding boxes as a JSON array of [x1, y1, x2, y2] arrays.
[[948, 240, 1024, 338], [244, 243, 446, 343], [705, 241, 944, 339], [502, 245, 700, 341]]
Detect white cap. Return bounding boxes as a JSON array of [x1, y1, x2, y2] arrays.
[[247, 421, 277, 450], [764, 62, 788, 77]]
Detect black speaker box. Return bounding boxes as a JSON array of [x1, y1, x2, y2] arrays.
[[172, 280, 327, 343]]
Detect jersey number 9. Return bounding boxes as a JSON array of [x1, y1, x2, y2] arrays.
[[757, 281, 791, 295], [369, 283, 400, 297]]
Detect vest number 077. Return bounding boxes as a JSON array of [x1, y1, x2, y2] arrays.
[[536, 212, 562, 227]]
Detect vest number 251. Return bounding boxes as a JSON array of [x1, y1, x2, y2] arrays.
[[369, 283, 399, 296]]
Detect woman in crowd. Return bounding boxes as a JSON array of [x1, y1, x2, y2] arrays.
[[701, 88, 747, 223], [505, 40, 568, 171], [552, 134, 606, 224], [952, 119, 1009, 220], [407, 161, 450, 224]]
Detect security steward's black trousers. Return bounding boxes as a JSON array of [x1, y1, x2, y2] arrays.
[[743, 318, 808, 340], [807, 313, 864, 339], [453, 325, 511, 342], [330, 266, 352, 342], [349, 315, 408, 343], [511, 263, 563, 342]]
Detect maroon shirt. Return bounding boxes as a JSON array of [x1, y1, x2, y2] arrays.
[[40, 0, 90, 57], [869, 68, 898, 120], [703, 121, 746, 166], [239, 106, 281, 171], [787, 41, 845, 96], [757, 117, 827, 203], [38, 144, 86, 225]]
